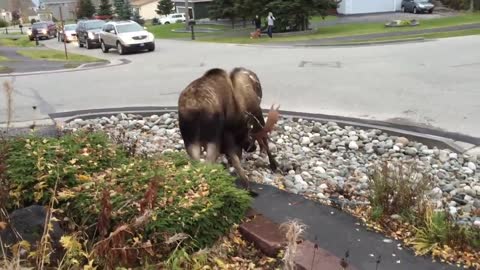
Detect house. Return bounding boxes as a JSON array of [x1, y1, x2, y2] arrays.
[[40, 0, 79, 20], [0, 9, 13, 22], [337, 0, 402, 15], [131, 0, 212, 20]]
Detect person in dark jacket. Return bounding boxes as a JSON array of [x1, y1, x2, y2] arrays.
[[251, 15, 262, 39]]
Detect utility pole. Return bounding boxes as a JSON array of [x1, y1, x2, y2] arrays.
[[184, 0, 190, 30], [59, 4, 68, 60]]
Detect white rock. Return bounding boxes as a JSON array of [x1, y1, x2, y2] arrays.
[[294, 175, 304, 183], [430, 187, 443, 199], [284, 126, 292, 132], [439, 150, 449, 162], [317, 193, 327, 199], [301, 137, 311, 145], [474, 219, 480, 228], [301, 172, 313, 180], [348, 141, 359, 150], [467, 161, 477, 171], [313, 167, 326, 174], [393, 145, 400, 152], [319, 183, 328, 190], [449, 153, 458, 160], [463, 167, 474, 175]]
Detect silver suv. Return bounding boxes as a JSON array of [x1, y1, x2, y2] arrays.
[[99, 21, 155, 55]]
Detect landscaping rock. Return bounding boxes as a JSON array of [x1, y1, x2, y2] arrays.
[[63, 113, 480, 221], [0, 205, 65, 263]]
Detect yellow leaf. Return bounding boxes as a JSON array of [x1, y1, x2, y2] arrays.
[[58, 190, 76, 200], [69, 159, 78, 164], [76, 174, 91, 182], [214, 258, 227, 269]]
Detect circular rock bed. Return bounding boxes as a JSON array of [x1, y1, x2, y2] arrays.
[[63, 112, 480, 227]]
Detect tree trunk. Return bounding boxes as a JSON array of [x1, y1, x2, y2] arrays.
[[231, 17, 235, 29], [470, 0, 474, 11], [243, 17, 246, 28]]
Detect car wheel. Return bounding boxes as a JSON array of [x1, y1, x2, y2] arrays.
[[101, 40, 109, 53], [85, 39, 91, 49], [165, 22, 170, 24], [428, 9, 433, 14], [413, 7, 417, 14], [117, 42, 125, 55], [79, 40, 84, 47], [148, 43, 155, 52]]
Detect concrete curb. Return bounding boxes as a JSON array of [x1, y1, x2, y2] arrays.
[[45, 106, 480, 154], [0, 58, 131, 78]]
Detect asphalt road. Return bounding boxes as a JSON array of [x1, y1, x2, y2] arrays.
[[1, 36, 480, 138]]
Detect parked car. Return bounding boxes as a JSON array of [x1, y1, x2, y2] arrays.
[[27, 21, 57, 40], [76, 19, 106, 49], [159, 13, 186, 24], [58, 24, 78, 42], [401, 0, 435, 14], [99, 20, 155, 55]]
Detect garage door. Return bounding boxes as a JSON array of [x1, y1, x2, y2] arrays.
[[341, 0, 398, 14]]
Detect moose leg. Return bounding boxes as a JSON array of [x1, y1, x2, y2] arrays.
[[205, 142, 220, 163], [186, 143, 201, 161], [224, 132, 257, 196]]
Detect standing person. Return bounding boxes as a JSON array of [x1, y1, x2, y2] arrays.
[[267, 12, 275, 38], [251, 15, 261, 38]]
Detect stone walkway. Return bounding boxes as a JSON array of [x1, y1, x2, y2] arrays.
[[250, 182, 460, 270]]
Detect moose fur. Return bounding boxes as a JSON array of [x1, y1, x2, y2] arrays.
[[178, 67, 279, 190]]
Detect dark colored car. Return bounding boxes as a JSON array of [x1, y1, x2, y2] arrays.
[[28, 21, 57, 40], [401, 0, 435, 14], [75, 19, 106, 49]]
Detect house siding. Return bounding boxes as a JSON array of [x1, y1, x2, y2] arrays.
[[337, 0, 401, 15], [139, 1, 157, 19]]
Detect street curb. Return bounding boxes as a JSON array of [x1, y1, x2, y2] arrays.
[[0, 58, 131, 78], [46, 106, 480, 154]]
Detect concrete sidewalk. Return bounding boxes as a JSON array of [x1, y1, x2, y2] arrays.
[[268, 23, 480, 46]]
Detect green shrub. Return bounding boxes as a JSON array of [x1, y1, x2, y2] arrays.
[[0, 19, 8, 28], [4, 131, 251, 268]]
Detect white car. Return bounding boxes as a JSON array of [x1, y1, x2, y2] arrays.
[[99, 21, 155, 55], [59, 24, 77, 42], [159, 13, 186, 24]]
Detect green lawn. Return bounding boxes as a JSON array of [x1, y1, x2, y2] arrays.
[[17, 49, 103, 62], [200, 13, 480, 43], [0, 65, 12, 73], [310, 15, 338, 23], [0, 55, 9, 62], [0, 36, 36, 47]]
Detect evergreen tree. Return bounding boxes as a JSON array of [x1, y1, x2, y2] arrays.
[[209, 0, 237, 28], [114, 0, 125, 18], [77, 0, 96, 19], [98, 0, 113, 16], [156, 0, 174, 16], [123, 0, 133, 19]]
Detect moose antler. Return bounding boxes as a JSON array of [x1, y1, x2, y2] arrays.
[[253, 104, 280, 153]]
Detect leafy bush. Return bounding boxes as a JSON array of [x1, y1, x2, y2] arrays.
[[152, 17, 160, 25], [0, 19, 8, 28], [4, 131, 251, 268], [441, 0, 480, 10], [368, 161, 432, 220], [411, 206, 480, 267]]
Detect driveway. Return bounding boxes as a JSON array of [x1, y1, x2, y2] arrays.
[[1, 36, 480, 141]]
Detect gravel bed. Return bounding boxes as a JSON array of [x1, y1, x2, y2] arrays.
[[63, 112, 480, 227]]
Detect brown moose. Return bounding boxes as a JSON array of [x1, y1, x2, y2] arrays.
[[177, 67, 279, 192]]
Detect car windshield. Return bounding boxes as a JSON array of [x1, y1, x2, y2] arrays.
[[116, 23, 144, 33], [32, 23, 47, 29], [85, 21, 105, 30], [415, 0, 429, 3], [64, 25, 76, 31]]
